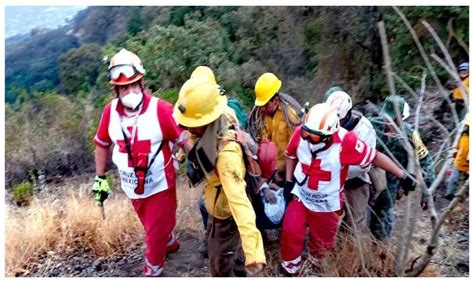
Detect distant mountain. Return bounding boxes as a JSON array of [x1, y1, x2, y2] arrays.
[[5, 6, 87, 38]]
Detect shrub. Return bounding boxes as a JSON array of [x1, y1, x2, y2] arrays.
[[12, 181, 34, 206]]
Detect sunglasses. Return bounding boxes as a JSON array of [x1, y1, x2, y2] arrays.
[[301, 126, 331, 144], [109, 65, 140, 80]]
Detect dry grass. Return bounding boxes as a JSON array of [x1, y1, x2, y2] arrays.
[[5, 183, 143, 276], [175, 181, 205, 236], [5, 177, 204, 277], [5, 177, 454, 277], [263, 229, 397, 277]]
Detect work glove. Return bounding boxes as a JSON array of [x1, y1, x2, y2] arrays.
[[245, 262, 265, 277], [261, 183, 277, 204], [92, 175, 111, 204], [399, 172, 417, 196], [283, 180, 295, 203]]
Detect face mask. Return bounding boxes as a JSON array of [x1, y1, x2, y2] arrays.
[[121, 91, 143, 110]]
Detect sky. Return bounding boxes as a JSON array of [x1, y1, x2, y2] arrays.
[[5, 6, 87, 38]]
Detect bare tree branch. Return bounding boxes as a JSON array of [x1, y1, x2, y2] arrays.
[[430, 53, 469, 105], [446, 17, 469, 55], [406, 179, 469, 276], [377, 21, 397, 97], [392, 73, 450, 138], [392, 6, 459, 125]]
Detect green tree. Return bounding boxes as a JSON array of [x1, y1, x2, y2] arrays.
[[125, 16, 232, 92], [383, 6, 469, 93], [5, 29, 79, 103], [58, 43, 103, 95], [127, 7, 145, 36]]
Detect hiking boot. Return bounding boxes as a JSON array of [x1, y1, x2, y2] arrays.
[[198, 238, 208, 258], [166, 239, 180, 255], [279, 264, 299, 277]]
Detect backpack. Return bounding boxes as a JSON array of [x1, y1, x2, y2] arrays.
[[222, 125, 262, 196], [227, 98, 248, 130]]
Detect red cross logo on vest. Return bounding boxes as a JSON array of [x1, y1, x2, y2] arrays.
[[117, 126, 151, 167], [301, 159, 332, 190]]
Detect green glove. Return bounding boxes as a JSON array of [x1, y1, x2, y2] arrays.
[[92, 175, 111, 204]]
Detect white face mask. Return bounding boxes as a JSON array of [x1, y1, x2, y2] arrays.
[[120, 91, 143, 110]]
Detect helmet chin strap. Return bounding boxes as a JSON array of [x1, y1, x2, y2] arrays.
[[309, 136, 334, 158], [340, 110, 354, 130]]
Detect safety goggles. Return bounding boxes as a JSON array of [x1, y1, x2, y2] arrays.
[[109, 64, 140, 80], [301, 125, 331, 144]]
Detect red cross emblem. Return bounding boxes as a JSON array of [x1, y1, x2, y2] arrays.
[[301, 159, 332, 190], [117, 126, 151, 167]]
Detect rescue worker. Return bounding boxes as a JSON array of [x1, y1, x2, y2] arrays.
[[438, 62, 470, 123], [249, 72, 301, 202], [186, 65, 238, 258], [326, 90, 376, 232], [173, 78, 266, 276], [452, 62, 469, 116], [322, 86, 343, 101], [445, 112, 469, 200], [368, 95, 435, 241], [280, 102, 417, 276], [92, 49, 181, 276]]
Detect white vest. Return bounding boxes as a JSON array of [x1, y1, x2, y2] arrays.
[[347, 115, 376, 182], [292, 129, 348, 212], [108, 97, 176, 199]]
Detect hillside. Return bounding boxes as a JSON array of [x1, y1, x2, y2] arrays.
[[5, 6, 469, 185]]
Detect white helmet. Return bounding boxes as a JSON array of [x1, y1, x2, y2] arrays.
[[326, 90, 352, 119], [303, 103, 340, 137], [108, 49, 146, 85]]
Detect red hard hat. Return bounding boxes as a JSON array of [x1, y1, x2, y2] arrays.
[[258, 140, 278, 179]]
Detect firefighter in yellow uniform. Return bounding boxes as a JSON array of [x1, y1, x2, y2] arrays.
[[446, 112, 469, 200], [173, 78, 266, 276], [252, 73, 300, 169], [249, 73, 301, 203], [452, 62, 469, 117]]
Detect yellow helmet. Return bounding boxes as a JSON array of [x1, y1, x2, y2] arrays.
[[173, 79, 227, 128], [254, 72, 282, 106], [190, 66, 217, 84]]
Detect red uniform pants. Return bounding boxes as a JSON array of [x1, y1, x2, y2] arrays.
[[131, 187, 177, 276], [280, 199, 340, 274]]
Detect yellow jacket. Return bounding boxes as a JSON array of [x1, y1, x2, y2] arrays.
[[262, 105, 299, 170], [453, 77, 469, 101], [202, 130, 266, 266], [454, 132, 469, 173]]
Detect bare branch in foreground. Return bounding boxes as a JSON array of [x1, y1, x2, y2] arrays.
[[406, 180, 469, 276]]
